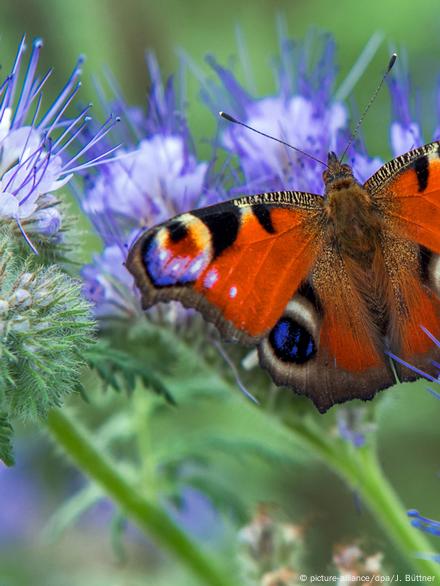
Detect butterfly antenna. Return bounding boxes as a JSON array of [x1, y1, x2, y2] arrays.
[[340, 52, 397, 162], [219, 111, 329, 168]]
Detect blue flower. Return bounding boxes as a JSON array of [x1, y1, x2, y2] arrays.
[[0, 444, 42, 543], [0, 36, 118, 251], [407, 510, 440, 564], [408, 510, 440, 537], [389, 83, 422, 156], [81, 33, 432, 322], [80, 54, 214, 317], [201, 33, 383, 194], [81, 245, 137, 319]]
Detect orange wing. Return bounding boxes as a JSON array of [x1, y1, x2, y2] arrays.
[[259, 243, 395, 412], [366, 141, 440, 253], [127, 189, 402, 413], [365, 142, 440, 379], [126, 191, 324, 344]]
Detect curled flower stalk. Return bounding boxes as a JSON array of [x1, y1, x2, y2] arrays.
[[0, 37, 115, 464], [0, 230, 93, 420]]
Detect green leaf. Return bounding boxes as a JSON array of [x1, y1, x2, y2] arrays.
[[85, 340, 175, 404], [0, 412, 14, 466]]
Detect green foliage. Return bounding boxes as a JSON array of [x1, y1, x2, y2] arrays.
[[0, 412, 14, 466], [85, 340, 175, 403], [0, 228, 95, 423], [46, 319, 313, 541]]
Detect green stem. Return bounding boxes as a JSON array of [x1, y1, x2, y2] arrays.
[[46, 408, 234, 586], [133, 387, 158, 497], [284, 418, 440, 580], [353, 447, 440, 579]]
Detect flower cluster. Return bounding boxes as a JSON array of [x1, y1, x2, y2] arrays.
[[0, 36, 117, 255], [202, 34, 382, 194], [80, 33, 430, 324], [80, 54, 214, 320], [0, 36, 120, 465], [0, 228, 93, 421]]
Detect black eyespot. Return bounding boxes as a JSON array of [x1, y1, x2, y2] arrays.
[[269, 317, 316, 364]]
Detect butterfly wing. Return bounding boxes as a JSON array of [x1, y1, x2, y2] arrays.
[[259, 241, 396, 412], [366, 140, 440, 253], [365, 142, 440, 382], [127, 188, 408, 412], [126, 191, 325, 344]]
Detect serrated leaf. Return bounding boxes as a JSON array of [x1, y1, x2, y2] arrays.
[[0, 412, 14, 466], [85, 340, 175, 404]]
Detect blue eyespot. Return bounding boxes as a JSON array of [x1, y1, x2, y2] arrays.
[[269, 317, 316, 364], [143, 235, 207, 287]]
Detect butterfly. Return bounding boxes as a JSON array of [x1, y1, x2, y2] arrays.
[[125, 138, 440, 412]]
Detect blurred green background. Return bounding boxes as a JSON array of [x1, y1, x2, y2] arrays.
[[0, 1, 439, 584]]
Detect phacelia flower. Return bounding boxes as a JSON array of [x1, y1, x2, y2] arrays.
[[0, 36, 118, 253], [0, 228, 94, 425], [201, 33, 383, 195], [80, 32, 437, 328], [80, 54, 214, 318], [0, 443, 43, 538], [388, 67, 424, 155]]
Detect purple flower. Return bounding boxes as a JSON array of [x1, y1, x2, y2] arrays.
[[83, 135, 208, 231], [81, 54, 215, 317], [82, 245, 139, 319], [202, 34, 383, 194], [0, 36, 118, 251], [0, 446, 42, 543], [168, 487, 221, 541], [388, 69, 424, 156]]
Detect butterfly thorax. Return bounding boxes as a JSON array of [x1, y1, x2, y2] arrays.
[[323, 152, 382, 267]]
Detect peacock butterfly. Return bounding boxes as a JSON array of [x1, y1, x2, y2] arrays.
[[126, 55, 440, 412]]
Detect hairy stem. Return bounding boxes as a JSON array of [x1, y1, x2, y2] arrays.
[[46, 408, 235, 586]]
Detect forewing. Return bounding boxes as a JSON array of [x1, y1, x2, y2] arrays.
[[365, 142, 440, 381], [126, 191, 324, 344], [365, 140, 440, 253]]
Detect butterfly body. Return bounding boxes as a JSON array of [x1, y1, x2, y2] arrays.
[[127, 144, 440, 412]]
